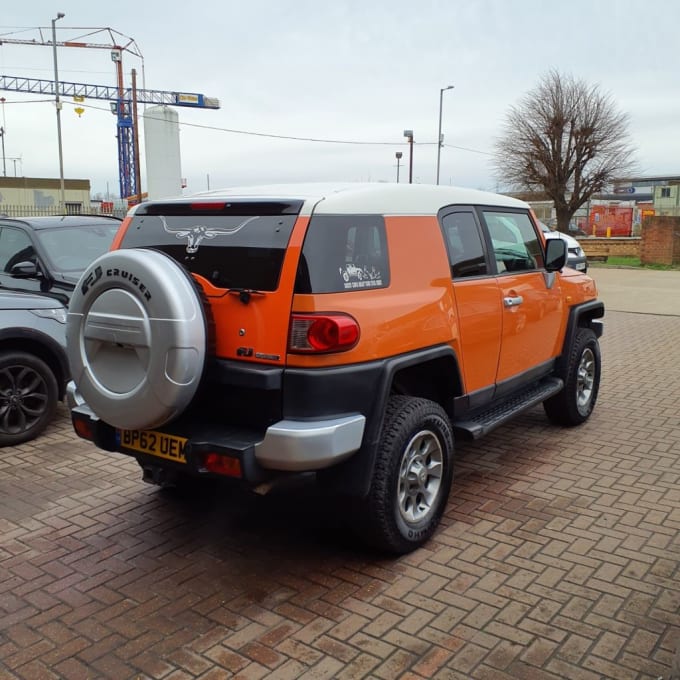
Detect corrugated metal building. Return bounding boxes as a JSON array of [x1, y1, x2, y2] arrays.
[[0, 176, 91, 216]]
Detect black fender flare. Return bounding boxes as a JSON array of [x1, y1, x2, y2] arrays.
[[319, 345, 462, 498], [557, 300, 604, 376]]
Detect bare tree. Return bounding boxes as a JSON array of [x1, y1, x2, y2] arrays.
[[494, 70, 637, 232]]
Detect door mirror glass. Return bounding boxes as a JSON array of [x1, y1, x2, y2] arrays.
[[544, 238, 567, 272]]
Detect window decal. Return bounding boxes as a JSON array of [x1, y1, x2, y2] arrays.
[[159, 215, 260, 254], [339, 263, 383, 289]]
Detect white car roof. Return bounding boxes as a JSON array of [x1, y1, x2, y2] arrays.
[[149, 182, 529, 217], [538, 220, 581, 248]]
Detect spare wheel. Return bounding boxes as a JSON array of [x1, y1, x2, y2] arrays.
[[67, 248, 207, 431]]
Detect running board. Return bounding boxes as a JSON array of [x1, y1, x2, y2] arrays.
[[453, 377, 564, 440]]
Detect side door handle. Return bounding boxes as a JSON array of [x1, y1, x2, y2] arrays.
[[503, 295, 524, 308]]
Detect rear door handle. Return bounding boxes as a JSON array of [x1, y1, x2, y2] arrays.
[[503, 295, 524, 307]]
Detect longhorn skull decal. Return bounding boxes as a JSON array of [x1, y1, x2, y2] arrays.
[[159, 215, 259, 254]]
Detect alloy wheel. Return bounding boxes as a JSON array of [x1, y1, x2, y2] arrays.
[[397, 429, 444, 523], [0, 364, 49, 435]]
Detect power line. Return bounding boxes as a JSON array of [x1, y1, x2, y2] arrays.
[[167, 115, 494, 155], [8, 96, 494, 155], [443, 143, 494, 156], [168, 115, 420, 146]]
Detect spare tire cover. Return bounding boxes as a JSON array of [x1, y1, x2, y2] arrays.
[[67, 248, 207, 431]]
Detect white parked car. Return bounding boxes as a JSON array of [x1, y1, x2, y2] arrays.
[[538, 221, 588, 272]]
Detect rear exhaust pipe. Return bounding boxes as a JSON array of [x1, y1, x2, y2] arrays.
[[141, 465, 168, 486]]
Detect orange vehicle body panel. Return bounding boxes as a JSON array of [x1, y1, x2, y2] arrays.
[[288, 215, 460, 368], [110, 216, 132, 250], [494, 272, 564, 382], [450, 278, 502, 393], [286, 212, 598, 393], [196, 216, 310, 365]]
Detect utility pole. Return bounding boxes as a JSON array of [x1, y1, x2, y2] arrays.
[[51, 13, 66, 209], [403, 130, 414, 184], [131, 68, 142, 205], [436, 85, 454, 185], [0, 97, 6, 177], [0, 127, 6, 176]]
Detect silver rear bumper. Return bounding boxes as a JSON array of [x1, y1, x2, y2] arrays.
[[254, 415, 365, 471], [67, 381, 365, 472]]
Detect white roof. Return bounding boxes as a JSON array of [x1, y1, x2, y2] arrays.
[[186, 182, 529, 216]]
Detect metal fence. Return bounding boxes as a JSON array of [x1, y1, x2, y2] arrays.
[[0, 204, 129, 219]]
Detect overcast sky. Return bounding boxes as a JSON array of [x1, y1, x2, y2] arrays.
[[2, 0, 680, 199]]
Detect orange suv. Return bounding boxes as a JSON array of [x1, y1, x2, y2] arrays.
[[66, 183, 603, 553]]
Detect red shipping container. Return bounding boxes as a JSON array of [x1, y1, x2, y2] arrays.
[[588, 205, 633, 237]]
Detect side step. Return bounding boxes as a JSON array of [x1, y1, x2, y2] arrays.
[[453, 377, 564, 440]]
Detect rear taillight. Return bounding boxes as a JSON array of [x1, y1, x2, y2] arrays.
[[72, 413, 95, 441], [200, 452, 242, 478], [289, 314, 360, 353]]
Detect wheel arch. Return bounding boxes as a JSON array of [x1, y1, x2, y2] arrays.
[[318, 345, 462, 498], [557, 300, 604, 375], [0, 330, 69, 400]]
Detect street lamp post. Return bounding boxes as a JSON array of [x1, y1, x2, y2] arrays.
[[0, 127, 6, 177], [0, 96, 5, 177], [436, 85, 454, 185], [51, 12, 66, 210], [395, 151, 402, 183], [403, 129, 414, 184]]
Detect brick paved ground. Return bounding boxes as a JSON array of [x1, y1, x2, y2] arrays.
[[1, 309, 679, 680]]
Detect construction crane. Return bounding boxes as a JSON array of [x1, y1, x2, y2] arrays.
[[0, 73, 220, 199], [0, 75, 220, 109], [0, 27, 220, 199]]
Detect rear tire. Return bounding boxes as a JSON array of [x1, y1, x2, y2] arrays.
[[358, 395, 454, 554], [544, 328, 600, 426], [0, 351, 58, 446]]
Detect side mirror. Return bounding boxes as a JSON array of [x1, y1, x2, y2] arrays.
[[9, 261, 39, 278], [544, 239, 567, 272]]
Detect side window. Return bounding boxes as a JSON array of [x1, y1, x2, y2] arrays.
[[0, 228, 36, 273], [441, 211, 487, 278], [295, 215, 389, 293], [483, 210, 544, 274]]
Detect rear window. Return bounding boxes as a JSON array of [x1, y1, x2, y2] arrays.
[[122, 200, 302, 291], [295, 214, 389, 294], [37, 225, 120, 272]]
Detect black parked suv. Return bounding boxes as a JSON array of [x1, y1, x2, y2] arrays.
[[0, 215, 121, 305]]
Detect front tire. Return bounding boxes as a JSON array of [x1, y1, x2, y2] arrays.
[[544, 328, 601, 426], [0, 351, 58, 446], [359, 396, 454, 554]]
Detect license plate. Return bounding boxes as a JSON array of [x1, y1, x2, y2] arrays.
[[118, 428, 188, 464], [575, 262, 586, 270]]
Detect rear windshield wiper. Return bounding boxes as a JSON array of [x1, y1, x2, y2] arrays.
[[227, 287, 265, 304]]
